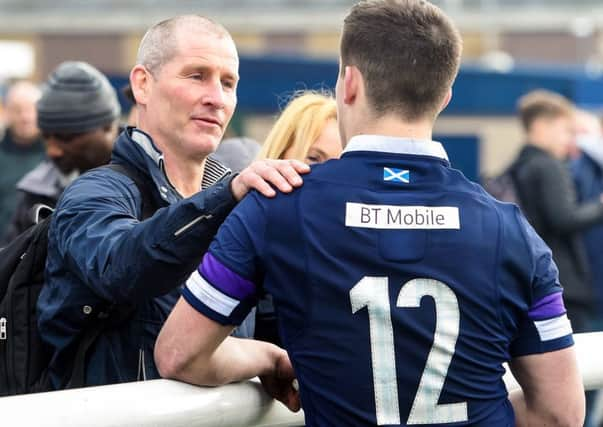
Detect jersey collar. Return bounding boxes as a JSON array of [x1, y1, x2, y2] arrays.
[[343, 135, 449, 161]]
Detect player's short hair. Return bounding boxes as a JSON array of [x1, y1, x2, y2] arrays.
[[517, 90, 575, 131], [340, 0, 462, 121], [258, 91, 337, 161], [136, 15, 230, 76]]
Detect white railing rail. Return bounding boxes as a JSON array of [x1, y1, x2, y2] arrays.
[[0, 332, 601, 427], [0, 378, 306, 427]]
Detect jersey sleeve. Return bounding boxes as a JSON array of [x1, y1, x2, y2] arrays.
[[508, 208, 574, 357], [181, 192, 267, 325]]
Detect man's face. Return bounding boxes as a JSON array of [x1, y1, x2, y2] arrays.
[[43, 125, 117, 174], [5, 90, 40, 143], [144, 31, 239, 161], [546, 115, 576, 160]]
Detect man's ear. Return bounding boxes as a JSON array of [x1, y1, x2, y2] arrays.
[[342, 65, 360, 105], [129, 65, 151, 106], [439, 88, 453, 113]]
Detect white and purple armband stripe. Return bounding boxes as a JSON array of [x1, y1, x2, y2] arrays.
[[528, 292, 572, 341], [182, 253, 258, 325]]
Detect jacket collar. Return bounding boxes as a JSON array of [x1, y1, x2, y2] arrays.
[[113, 128, 231, 204], [16, 160, 77, 198]]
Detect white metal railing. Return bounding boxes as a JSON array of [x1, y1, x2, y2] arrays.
[[0, 332, 601, 427], [0, 378, 305, 427]]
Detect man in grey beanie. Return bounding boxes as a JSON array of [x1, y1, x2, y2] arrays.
[[1, 61, 120, 244]]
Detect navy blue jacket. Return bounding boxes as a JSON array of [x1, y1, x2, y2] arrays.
[[38, 128, 237, 388]]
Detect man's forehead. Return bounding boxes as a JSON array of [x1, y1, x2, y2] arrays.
[[175, 26, 237, 52], [172, 31, 238, 66], [7, 87, 40, 107]]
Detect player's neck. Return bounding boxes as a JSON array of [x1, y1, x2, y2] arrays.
[[354, 115, 433, 141]]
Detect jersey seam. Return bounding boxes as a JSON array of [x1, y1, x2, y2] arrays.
[[513, 207, 536, 307], [493, 203, 506, 333], [296, 189, 313, 344]]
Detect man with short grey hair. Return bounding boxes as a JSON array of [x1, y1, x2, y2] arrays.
[[37, 15, 308, 390]]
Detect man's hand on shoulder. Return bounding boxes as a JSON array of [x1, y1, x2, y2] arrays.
[[259, 347, 301, 412], [230, 159, 310, 201]]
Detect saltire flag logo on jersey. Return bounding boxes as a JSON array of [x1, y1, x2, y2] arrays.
[[383, 167, 410, 183]]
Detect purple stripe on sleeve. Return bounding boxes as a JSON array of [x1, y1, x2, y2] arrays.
[[199, 252, 256, 300], [528, 292, 566, 320]]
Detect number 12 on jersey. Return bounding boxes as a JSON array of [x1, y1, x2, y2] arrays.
[[350, 277, 468, 425]]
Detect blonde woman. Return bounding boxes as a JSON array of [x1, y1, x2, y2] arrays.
[[259, 92, 342, 165]]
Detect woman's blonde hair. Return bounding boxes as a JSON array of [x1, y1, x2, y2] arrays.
[[258, 91, 337, 161]]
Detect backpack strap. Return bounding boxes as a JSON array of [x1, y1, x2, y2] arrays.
[[103, 162, 160, 220], [67, 162, 160, 389]]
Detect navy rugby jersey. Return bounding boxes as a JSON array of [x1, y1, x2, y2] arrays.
[[183, 135, 574, 426]]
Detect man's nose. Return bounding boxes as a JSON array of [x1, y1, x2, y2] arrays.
[[46, 138, 64, 159], [202, 80, 226, 109]]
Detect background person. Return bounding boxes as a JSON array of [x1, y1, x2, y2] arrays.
[[212, 136, 261, 173], [1, 61, 120, 244], [258, 91, 341, 165], [0, 80, 45, 234], [512, 90, 603, 335]]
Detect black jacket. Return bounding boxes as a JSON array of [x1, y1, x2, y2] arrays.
[[1, 161, 74, 246], [0, 130, 45, 235], [513, 144, 603, 309]]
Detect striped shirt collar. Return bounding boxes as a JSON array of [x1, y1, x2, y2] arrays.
[[343, 134, 449, 161], [131, 128, 231, 191], [203, 156, 231, 189]]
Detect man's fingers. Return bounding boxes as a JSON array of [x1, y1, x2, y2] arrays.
[[246, 172, 276, 197], [287, 159, 311, 174], [274, 161, 304, 188], [276, 381, 301, 412], [233, 159, 309, 200], [284, 388, 301, 412], [257, 163, 293, 193]]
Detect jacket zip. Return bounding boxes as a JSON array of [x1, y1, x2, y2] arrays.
[[173, 214, 213, 237], [0, 317, 6, 395], [0, 318, 6, 340], [6, 285, 14, 394]]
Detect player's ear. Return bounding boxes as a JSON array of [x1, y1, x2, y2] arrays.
[[342, 65, 360, 105], [438, 88, 453, 114]]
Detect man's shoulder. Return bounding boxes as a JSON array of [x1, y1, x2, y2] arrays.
[[16, 161, 60, 196], [58, 165, 142, 209], [519, 146, 562, 171]]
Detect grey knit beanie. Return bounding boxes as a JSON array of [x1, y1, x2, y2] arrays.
[[37, 61, 121, 133]]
